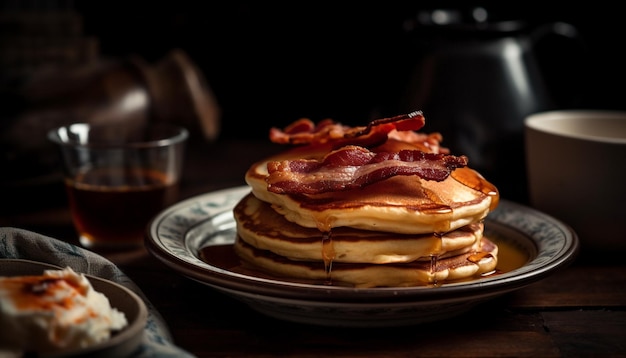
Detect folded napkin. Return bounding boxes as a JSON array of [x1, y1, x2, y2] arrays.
[[0, 227, 195, 358]]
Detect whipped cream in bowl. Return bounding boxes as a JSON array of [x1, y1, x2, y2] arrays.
[[0, 259, 147, 358]]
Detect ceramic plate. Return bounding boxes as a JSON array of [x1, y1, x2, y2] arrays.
[[146, 186, 579, 327], [0, 259, 148, 358]]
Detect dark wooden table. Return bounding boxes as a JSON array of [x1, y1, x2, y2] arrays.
[[2, 138, 626, 357]]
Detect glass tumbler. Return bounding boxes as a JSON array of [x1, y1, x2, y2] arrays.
[[48, 123, 188, 250]]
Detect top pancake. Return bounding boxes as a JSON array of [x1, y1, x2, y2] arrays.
[[246, 140, 499, 234]]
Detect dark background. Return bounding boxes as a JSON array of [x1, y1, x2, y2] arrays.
[[3, 1, 625, 137], [69, 1, 626, 137], [1, 1, 625, 204]]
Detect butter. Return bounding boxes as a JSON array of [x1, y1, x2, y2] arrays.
[[0, 267, 128, 354]]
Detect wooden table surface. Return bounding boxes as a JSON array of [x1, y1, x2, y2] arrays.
[[3, 138, 626, 357]]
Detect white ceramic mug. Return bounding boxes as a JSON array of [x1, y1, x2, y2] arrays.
[[525, 110, 626, 252]]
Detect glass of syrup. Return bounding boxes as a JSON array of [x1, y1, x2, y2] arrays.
[[48, 122, 188, 250]]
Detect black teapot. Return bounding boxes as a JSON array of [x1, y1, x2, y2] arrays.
[[397, 7, 582, 203]]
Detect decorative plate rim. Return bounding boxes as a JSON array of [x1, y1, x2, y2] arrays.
[[146, 186, 579, 303]]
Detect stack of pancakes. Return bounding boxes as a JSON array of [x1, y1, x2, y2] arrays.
[[233, 118, 500, 288]]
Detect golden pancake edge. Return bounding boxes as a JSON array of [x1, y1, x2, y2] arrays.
[[235, 193, 485, 264], [233, 235, 499, 288]]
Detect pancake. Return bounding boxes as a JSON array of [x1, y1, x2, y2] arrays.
[[245, 140, 498, 234], [232, 115, 500, 288], [234, 193, 485, 264], [233, 235, 498, 288]]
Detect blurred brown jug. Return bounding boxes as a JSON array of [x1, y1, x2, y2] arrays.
[[0, 49, 220, 183], [398, 7, 583, 203]]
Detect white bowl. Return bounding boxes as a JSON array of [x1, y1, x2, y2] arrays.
[[525, 109, 626, 252]]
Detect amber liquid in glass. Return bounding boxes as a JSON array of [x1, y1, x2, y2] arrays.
[[66, 167, 178, 248]]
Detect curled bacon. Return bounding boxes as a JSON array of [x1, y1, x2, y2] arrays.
[[266, 145, 468, 195], [269, 111, 426, 148]]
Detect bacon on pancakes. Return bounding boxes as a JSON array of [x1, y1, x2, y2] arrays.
[[269, 111, 427, 148], [266, 145, 468, 195], [265, 111, 466, 195]]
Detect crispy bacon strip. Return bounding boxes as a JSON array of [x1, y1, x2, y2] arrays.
[[386, 131, 450, 154], [269, 111, 426, 148], [266, 145, 468, 195]]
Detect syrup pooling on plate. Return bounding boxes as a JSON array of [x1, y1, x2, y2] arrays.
[[321, 231, 334, 285]]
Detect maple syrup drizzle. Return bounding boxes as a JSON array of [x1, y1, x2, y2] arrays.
[[321, 230, 335, 285], [429, 255, 438, 285], [451, 167, 500, 211], [429, 232, 443, 285], [468, 251, 493, 263]]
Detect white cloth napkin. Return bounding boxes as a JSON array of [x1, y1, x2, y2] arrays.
[[0, 227, 195, 358]]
